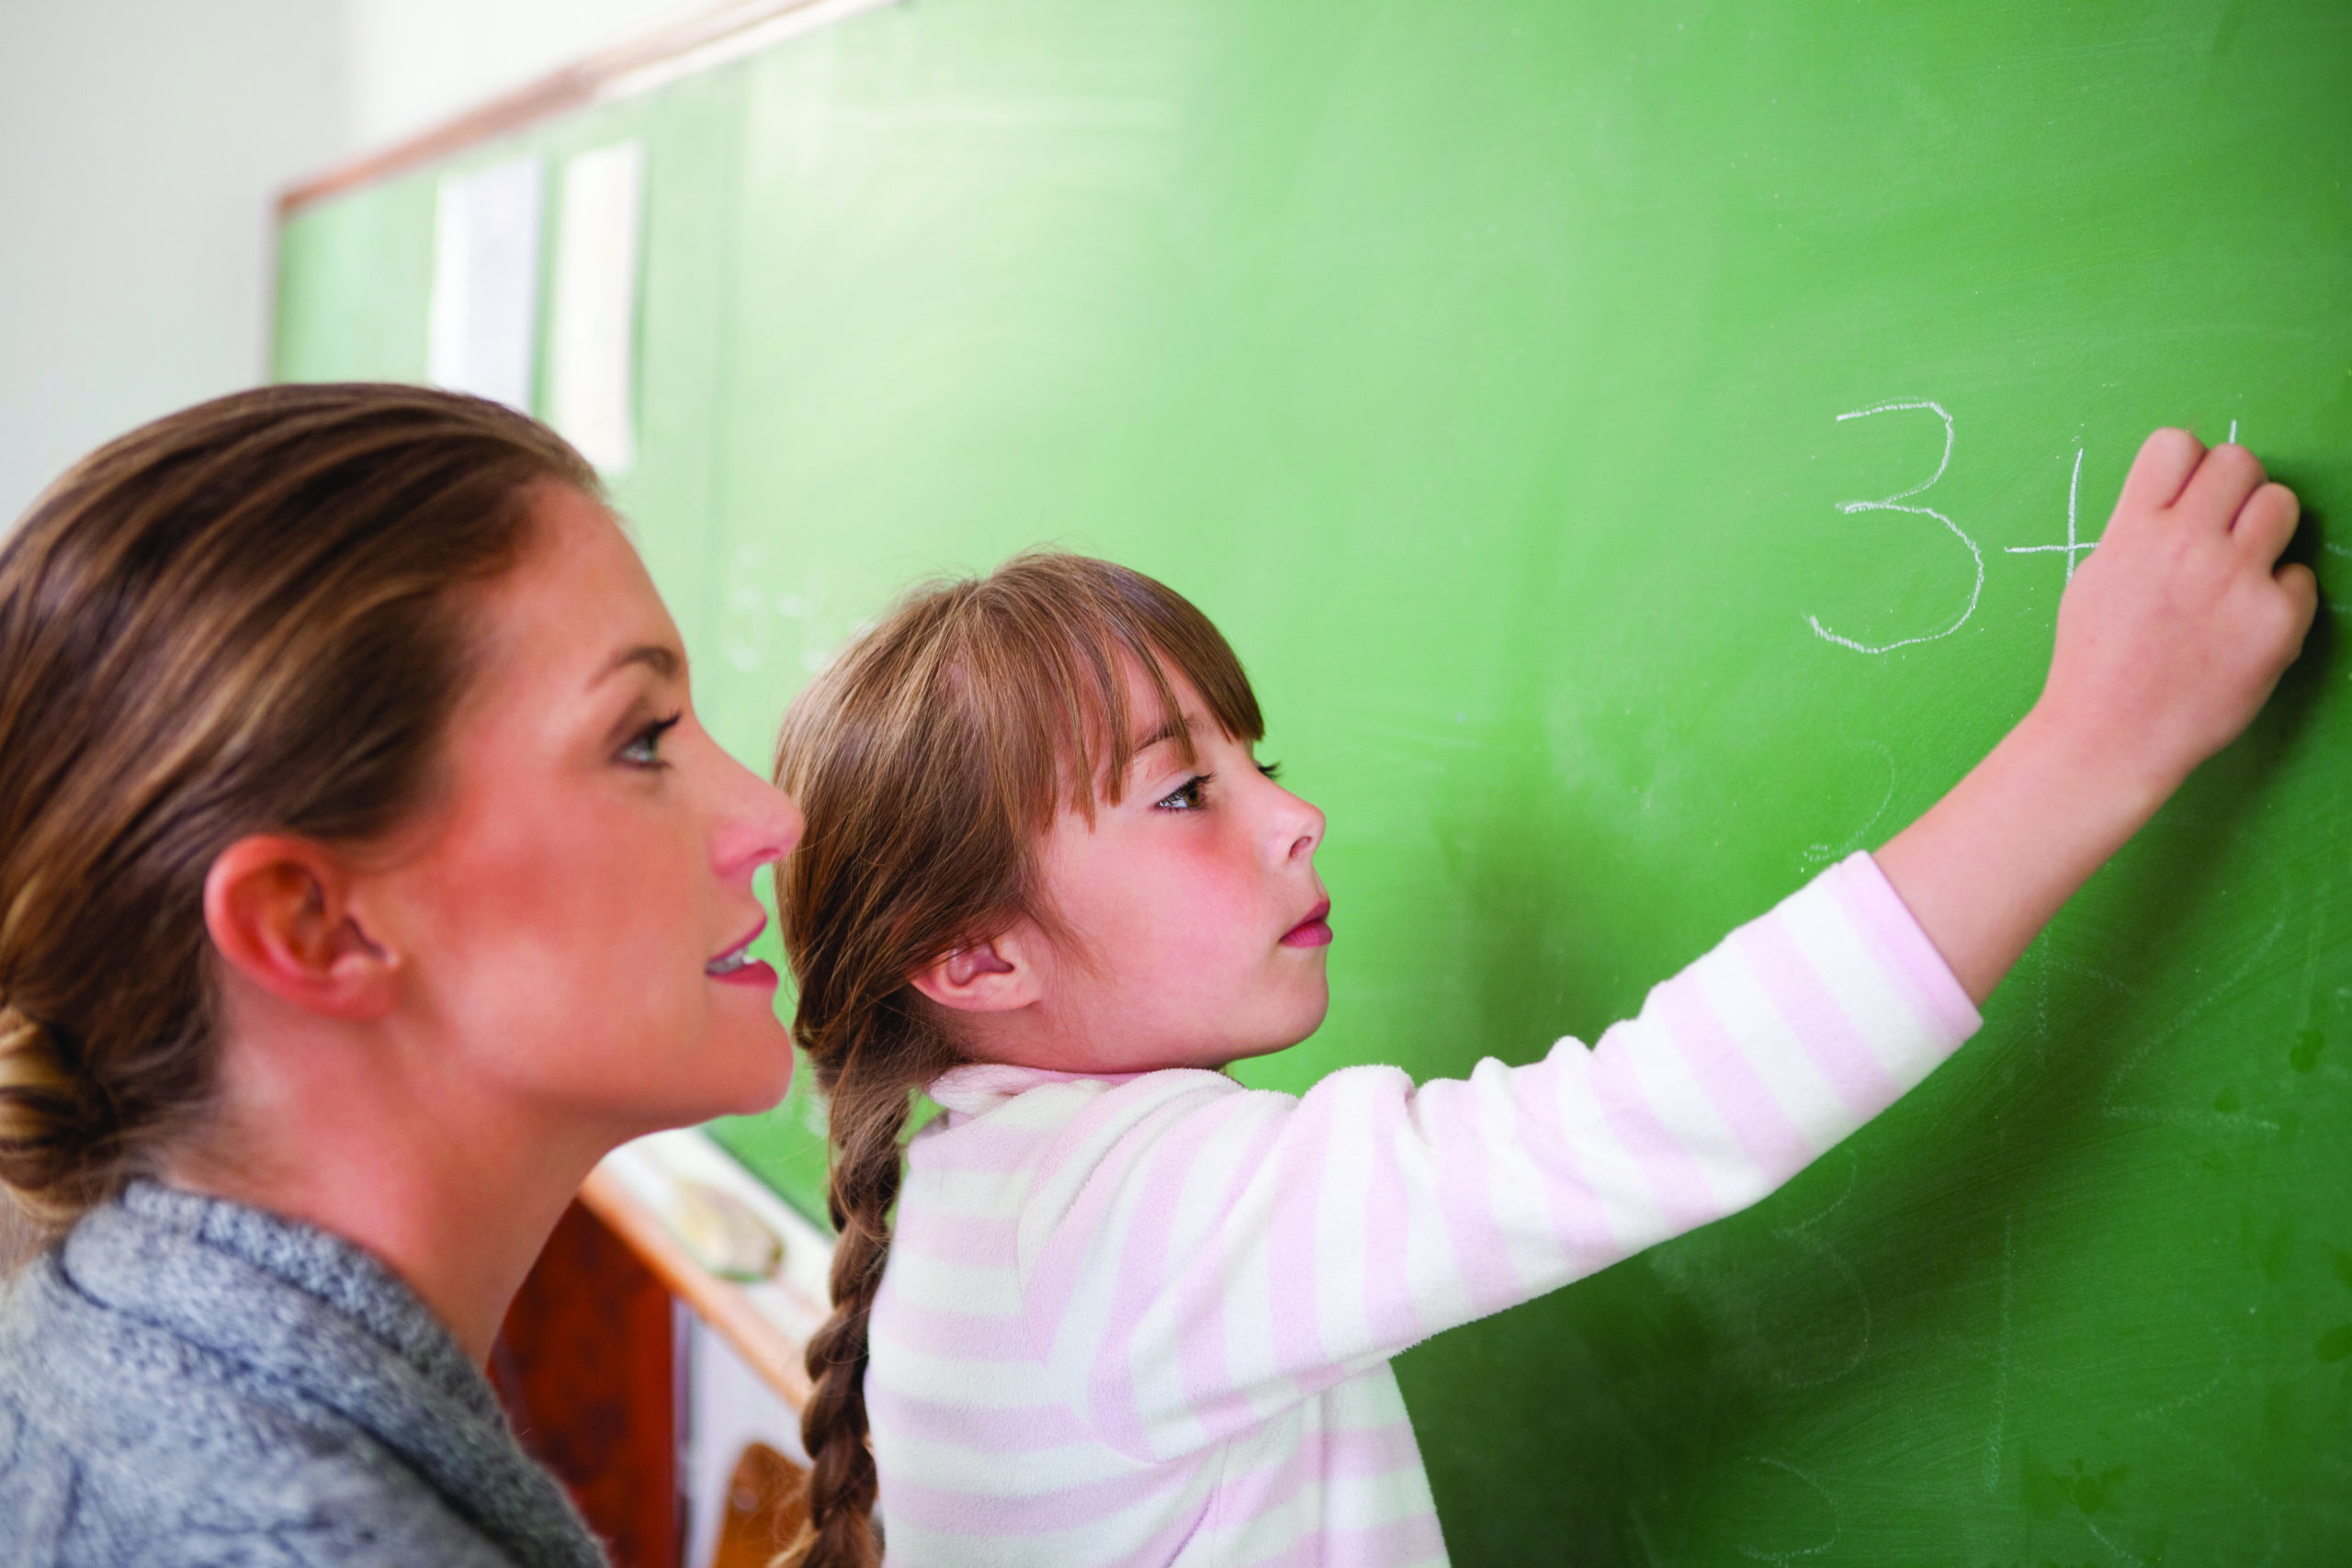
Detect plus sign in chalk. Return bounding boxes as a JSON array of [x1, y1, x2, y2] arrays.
[[2006, 447, 2096, 583]]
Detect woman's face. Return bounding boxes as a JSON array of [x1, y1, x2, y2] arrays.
[[373, 485, 801, 1134]]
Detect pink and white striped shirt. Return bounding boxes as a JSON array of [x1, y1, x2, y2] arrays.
[[867, 852, 1979, 1565]]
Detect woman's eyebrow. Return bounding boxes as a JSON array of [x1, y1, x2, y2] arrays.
[[591, 642, 683, 688]]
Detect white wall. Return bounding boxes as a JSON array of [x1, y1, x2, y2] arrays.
[[682, 1312, 808, 1568], [345, 0, 717, 151], [0, 0, 346, 523], [0, 0, 714, 525]]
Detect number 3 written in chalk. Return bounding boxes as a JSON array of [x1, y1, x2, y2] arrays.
[[1799, 403, 2249, 656]]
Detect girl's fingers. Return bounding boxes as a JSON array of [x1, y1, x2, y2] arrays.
[[2173, 441, 2267, 532], [2232, 480, 2302, 564], [2116, 426, 2207, 516], [2276, 561, 2320, 632]]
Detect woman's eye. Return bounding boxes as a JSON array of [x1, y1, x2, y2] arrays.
[[621, 713, 683, 768], [1155, 774, 1211, 811]]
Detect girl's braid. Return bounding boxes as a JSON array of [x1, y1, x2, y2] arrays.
[[785, 1054, 943, 1568]]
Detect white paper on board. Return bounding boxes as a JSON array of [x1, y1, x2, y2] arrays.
[[547, 140, 647, 475], [426, 156, 545, 413]]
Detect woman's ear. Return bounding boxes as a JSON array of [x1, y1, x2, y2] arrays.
[[910, 927, 1045, 1014], [202, 835, 398, 1021]]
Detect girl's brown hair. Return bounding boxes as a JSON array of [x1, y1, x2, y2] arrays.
[[0, 382, 594, 1237], [774, 552, 1263, 1567]]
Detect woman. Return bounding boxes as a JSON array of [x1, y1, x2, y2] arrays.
[[0, 383, 802, 1565]]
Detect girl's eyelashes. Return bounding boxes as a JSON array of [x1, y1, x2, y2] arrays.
[[618, 712, 684, 769], [1156, 762, 1278, 809], [1155, 773, 1212, 811]]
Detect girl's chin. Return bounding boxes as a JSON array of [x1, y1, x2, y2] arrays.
[[1227, 1009, 1329, 1064]]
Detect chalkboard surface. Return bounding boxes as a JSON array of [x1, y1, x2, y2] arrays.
[[276, 1, 2352, 1558]]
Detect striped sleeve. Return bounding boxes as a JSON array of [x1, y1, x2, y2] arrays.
[[1012, 852, 1980, 1463]]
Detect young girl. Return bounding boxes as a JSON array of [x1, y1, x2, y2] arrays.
[[773, 430, 2312, 1568]]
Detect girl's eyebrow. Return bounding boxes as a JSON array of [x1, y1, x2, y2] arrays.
[[1130, 711, 1201, 758]]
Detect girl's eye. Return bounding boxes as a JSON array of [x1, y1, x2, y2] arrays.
[[620, 713, 684, 769], [1155, 774, 1211, 811], [1257, 760, 1283, 781]]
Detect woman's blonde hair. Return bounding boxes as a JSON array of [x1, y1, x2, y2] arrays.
[[774, 551, 1263, 1567], [0, 382, 594, 1240]]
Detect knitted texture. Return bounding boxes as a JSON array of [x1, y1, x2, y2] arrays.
[[0, 1181, 609, 1568]]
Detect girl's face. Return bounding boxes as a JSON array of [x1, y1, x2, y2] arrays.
[[373, 486, 802, 1133], [1013, 660, 1331, 1074]]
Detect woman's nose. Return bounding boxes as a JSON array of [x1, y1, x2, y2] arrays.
[[765, 791, 807, 863], [714, 762, 804, 878]]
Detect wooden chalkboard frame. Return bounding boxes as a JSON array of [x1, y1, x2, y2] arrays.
[[277, 0, 895, 218]]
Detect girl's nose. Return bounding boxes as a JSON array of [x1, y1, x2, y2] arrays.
[[1281, 793, 1325, 863]]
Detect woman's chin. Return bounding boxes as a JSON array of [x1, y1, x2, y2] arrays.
[[711, 1029, 798, 1116], [623, 1021, 797, 1128]]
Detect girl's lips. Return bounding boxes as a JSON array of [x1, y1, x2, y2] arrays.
[[1280, 899, 1333, 948]]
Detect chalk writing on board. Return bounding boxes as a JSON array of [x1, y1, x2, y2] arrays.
[[2005, 446, 2094, 583], [1806, 400, 1985, 655]]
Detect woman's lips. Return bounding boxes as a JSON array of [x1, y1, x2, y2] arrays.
[[707, 914, 777, 986], [710, 957, 779, 988], [1281, 898, 1333, 949]]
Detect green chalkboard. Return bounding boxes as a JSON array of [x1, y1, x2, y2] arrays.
[[276, 1, 2352, 1558]]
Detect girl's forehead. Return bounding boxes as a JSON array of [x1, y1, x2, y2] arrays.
[[981, 625, 1259, 826]]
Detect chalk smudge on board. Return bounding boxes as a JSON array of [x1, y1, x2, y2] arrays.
[[1983, 1211, 2014, 1493], [1768, 1156, 1872, 1390], [1801, 739, 1895, 871], [1733, 1457, 1838, 1563], [2099, 917, 2287, 1133]]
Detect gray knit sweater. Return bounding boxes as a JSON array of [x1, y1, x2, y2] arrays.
[[0, 1180, 611, 1567]]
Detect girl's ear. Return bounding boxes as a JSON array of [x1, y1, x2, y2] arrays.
[[910, 926, 1046, 1014], [203, 835, 399, 1021]]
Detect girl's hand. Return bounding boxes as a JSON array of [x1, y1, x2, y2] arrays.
[[2041, 430, 2316, 806], [1874, 430, 2319, 1004]]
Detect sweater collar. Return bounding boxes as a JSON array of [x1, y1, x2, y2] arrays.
[[62, 1181, 605, 1568]]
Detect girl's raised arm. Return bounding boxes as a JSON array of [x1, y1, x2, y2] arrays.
[[1879, 430, 2314, 1001], [933, 429, 2313, 1464]]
